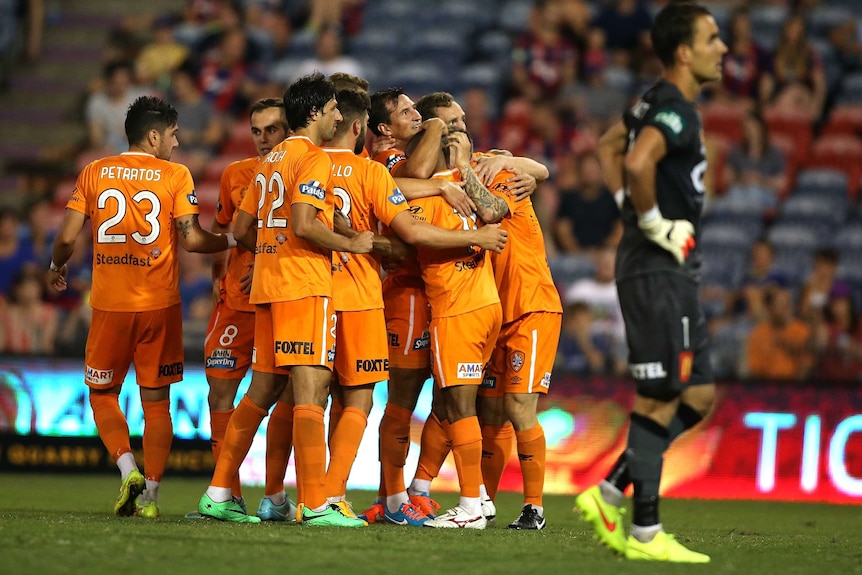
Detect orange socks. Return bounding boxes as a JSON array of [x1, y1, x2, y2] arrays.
[[414, 412, 451, 482], [516, 424, 546, 507], [379, 403, 412, 496], [293, 404, 327, 509], [265, 400, 294, 497], [328, 396, 343, 449], [210, 409, 242, 497], [141, 399, 172, 482], [212, 395, 267, 489], [89, 392, 131, 461], [480, 422, 515, 501], [448, 417, 482, 498], [324, 406, 368, 498]]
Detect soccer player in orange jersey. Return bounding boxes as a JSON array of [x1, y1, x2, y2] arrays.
[[321, 89, 507, 526], [197, 72, 373, 526], [199, 98, 298, 521], [48, 96, 238, 519], [392, 128, 507, 530]]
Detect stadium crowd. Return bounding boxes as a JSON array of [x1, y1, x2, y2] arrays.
[[2, 0, 862, 384]]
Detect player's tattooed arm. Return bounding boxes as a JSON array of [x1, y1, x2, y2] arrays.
[[460, 165, 509, 224], [176, 216, 195, 239]]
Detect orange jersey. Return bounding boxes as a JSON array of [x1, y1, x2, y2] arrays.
[[67, 152, 199, 312], [373, 147, 407, 177], [216, 157, 258, 312], [239, 135, 334, 304], [486, 169, 563, 322], [412, 169, 499, 318], [324, 147, 409, 311]]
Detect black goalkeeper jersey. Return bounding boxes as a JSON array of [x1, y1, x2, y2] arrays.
[[616, 79, 707, 283]]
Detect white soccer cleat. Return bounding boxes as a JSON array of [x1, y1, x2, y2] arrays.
[[424, 506, 487, 529], [481, 496, 496, 525]]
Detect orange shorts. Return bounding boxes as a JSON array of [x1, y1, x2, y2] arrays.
[[334, 309, 389, 386], [384, 284, 431, 370], [204, 300, 255, 380], [253, 297, 335, 373], [430, 303, 502, 388], [84, 304, 184, 390], [480, 312, 562, 397]]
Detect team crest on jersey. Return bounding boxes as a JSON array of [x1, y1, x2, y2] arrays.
[[511, 351, 525, 373], [655, 110, 684, 135], [275, 231, 287, 245], [149, 246, 162, 260], [388, 188, 406, 205], [299, 180, 326, 200], [187, 191, 199, 205]]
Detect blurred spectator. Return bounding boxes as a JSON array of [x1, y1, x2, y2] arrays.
[[556, 301, 607, 374], [768, 14, 826, 119], [198, 26, 266, 115], [733, 237, 787, 322], [829, 18, 862, 74], [54, 295, 92, 358], [244, 0, 294, 64], [744, 285, 813, 380], [179, 251, 214, 321], [799, 247, 847, 323], [22, 197, 57, 264], [554, 150, 621, 253], [722, 109, 787, 209], [517, 98, 586, 173], [0, 269, 58, 355], [86, 61, 151, 153], [168, 64, 225, 179], [0, 208, 36, 298], [277, 24, 362, 85], [717, 6, 772, 105], [510, 0, 579, 101], [462, 86, 500, 155], [563, 246, 628, 375], [812, 284, 862, 381], [134, 14, 190, 92], [591, 0, 652, 70]]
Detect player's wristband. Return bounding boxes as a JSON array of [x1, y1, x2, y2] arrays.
[[638, 205, 661, 226], [225, 233, 237, 249], [49, 260, 62, 272]]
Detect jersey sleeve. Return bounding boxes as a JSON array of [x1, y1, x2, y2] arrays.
[[370, 161, 409, 227], [66, 166, 90, 215], [171, 164, 200, 218], [373, 148, 407, 176], [292, 150, 331, 211], [216, 163, 237, 225], [238, 173, 259, 217], [646, 100, 700, 154], [486, 169, 518, 217]]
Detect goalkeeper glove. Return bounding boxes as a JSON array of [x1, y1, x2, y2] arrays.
[[638, 206, 695, 265]]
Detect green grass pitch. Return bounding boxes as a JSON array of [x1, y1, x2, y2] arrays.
[[0, 473, 858, 575]]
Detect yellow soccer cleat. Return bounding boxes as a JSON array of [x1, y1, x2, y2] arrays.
[[574, 485, 626, 555], [625, 531, 710, 563], [114, 469, 146, 517], [134, 501, 160, 519]]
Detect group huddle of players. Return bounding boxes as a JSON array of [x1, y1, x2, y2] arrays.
[[193, 71, 562, 530]]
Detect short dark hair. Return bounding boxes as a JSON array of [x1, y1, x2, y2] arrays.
[[332, 88, 370, 139], [414, 92, 455, 123], [283, 72, 336, 131], [125, 96, 178, 147], [329, 72, 370, 92], [651, 2, 713, 67], [368, 87, 406, 136], [249, 97, 286, 126]]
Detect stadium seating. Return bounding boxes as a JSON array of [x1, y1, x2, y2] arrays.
[[803, 136, 862, 198], [821, 104, 862, 138]]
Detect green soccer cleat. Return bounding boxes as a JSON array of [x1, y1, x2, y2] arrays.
[[574, 485, 627, 555], [625, 531, 710, 563], [134, 501, 160, 519], [198, 493, 261, 523], [114, 469, 146, 517], [299, 503, 367, 527]]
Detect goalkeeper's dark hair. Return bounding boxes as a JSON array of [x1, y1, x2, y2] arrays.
[[651, 2, 713, 67], [125, 96, 178, 147]]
